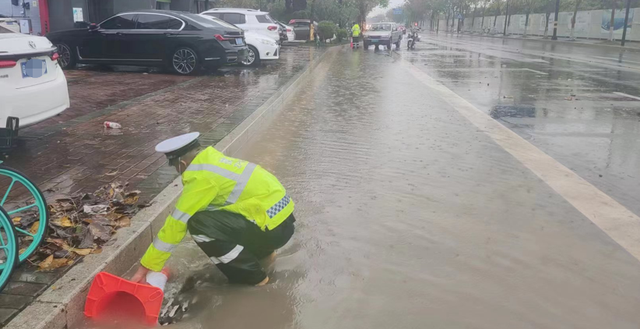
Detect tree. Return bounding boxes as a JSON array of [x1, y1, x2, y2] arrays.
[[569, 0, 583, 39], [355, 0, 389, 24]]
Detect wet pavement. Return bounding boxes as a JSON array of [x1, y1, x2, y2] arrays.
[[0, 46, 322, 326], [152, 37, 640, 328], [406, 33, 640, 220]]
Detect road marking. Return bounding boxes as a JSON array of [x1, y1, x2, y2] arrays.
[[403, 59, 640, 262], [522, 68, 549, 75], [613, 92, 640, 101], [425, 67, 548, 75]]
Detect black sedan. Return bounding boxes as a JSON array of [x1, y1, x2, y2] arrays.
[[46, 10, 248, 75]]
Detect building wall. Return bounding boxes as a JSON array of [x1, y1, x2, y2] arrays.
[[0, 0, 38, 34], [439, 7, 640, 41], [0, 1, 23, 17]]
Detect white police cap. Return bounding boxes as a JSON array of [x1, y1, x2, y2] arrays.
[[155, 132, 201, 159]]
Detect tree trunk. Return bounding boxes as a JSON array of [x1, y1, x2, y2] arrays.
[[445, 12, 450, 32], [524, 12, 529, 36], [431, 11, 436, 31], [543, 6, 551, 38], [471, 8, 476, 31], [481, 6, 486, 32], [609, 1, 617, 41], [570, 0, 582, 40]]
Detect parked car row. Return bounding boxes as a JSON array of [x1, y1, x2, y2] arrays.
[[46, 10, 249, 74], [0, 8, 295, 144]]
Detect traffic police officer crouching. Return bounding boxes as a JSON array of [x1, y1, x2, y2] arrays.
[[131, 132, 295, 286]]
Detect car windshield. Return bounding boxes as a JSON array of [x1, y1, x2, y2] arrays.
[[192, 13, 239, 30], [371, 24, 392, 31]]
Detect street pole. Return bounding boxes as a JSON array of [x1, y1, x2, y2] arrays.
[[551, 0, 560, 40], [621, 0, 631, 46], [503, 0, 509, 35]]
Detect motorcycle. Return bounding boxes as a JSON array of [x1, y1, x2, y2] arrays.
[[407, 32, 417, 50]]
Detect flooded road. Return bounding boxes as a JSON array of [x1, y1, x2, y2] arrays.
[[159, 42, 640, 328]]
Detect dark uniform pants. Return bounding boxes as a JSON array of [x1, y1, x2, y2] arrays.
[[187, 210, 295, 285]]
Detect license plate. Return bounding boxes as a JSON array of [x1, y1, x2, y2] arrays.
[[236, 38, 243, 45], [21, 59, 47, 78], [371, 39, 378, 43]]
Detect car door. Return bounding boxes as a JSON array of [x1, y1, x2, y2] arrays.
[[98, 14, 137, 60], [130, 13, 184, 61], [76, 15, 135, 59]]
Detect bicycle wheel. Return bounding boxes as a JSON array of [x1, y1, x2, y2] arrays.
[[0, 166, 48, 263], [0, 207, 18, 292]]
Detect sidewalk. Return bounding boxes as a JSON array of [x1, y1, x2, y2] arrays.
[[438, 30, 640, 52], [0, 46, 326, 327]]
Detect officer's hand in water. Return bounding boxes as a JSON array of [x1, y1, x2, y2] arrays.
[[131, 264, 149, 284]]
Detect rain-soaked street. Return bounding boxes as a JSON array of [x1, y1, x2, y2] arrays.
[[153, 34, 640, 328]]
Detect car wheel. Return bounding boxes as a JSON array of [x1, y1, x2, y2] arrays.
[[241, 46, 260, 67], [170, 47, 199, 75], [55, 43, 76, 69]]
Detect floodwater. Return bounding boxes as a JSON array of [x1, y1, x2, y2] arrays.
[[149, 43, 640, 329]]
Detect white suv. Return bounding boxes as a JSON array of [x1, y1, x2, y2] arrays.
[[201, 8, 280, 42]]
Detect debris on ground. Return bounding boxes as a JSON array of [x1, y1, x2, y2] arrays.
[[11, 182, 152, 271], [103, 121, 122, 129]]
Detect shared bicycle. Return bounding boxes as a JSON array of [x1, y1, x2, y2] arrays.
[[0, 162, 47, 292]]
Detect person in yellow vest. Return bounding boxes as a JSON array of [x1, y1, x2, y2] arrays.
[[351, 22, 361, 47], [131, 132, 295, 286]]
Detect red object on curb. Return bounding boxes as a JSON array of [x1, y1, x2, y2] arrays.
[[84, 272, 164, 326]]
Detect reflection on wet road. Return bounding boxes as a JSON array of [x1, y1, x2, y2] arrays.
[[168, 39, 640, 328]]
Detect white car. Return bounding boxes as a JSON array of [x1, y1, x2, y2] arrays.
[[201, 8, 280, 42], [0, 30, 69, 138], [241, 31, 279, 66], [277, 21, 295, 41]]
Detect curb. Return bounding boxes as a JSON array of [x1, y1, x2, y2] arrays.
[[5, 45, 341, 329]]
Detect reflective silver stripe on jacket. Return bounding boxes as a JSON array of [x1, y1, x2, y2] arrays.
[[227, 162, 256, 203], [153, 236, 177, 253], [186, 161, 257, 205], [266, 194, 291, 218], [172, 208, 191, 223]]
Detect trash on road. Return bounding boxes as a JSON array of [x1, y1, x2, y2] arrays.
[[103, 121, 122, 129]]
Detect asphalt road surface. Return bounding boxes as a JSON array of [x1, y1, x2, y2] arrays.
[[162, 35, 640, 329]]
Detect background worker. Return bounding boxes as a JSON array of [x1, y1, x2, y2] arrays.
[[351, 22, 361, 48], [131, 132, 296, 286]]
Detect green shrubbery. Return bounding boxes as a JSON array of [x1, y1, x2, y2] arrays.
[[317, 21, 337, 41]]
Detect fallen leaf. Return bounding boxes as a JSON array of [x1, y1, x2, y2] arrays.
[[46, 238, 66, 247], [77, 228, 94, 249], [29, 222, 40, 235], [91, 247, 103, 254], [11, 217, 21, 224], [123, 195, 139, 205], [38, 255, 53, 271], [51, 285, 58, 290], [116, 216, 131, 228], [88, 219, 113, 242], [52, 216, 74, 227], [70, 248, 93, 256]]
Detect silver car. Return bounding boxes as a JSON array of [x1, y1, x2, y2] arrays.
[[363, 22, 402, 50]]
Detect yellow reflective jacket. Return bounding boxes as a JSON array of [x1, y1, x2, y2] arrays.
[[140, 147, 294, 271], [352, 24, 361, 37]]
